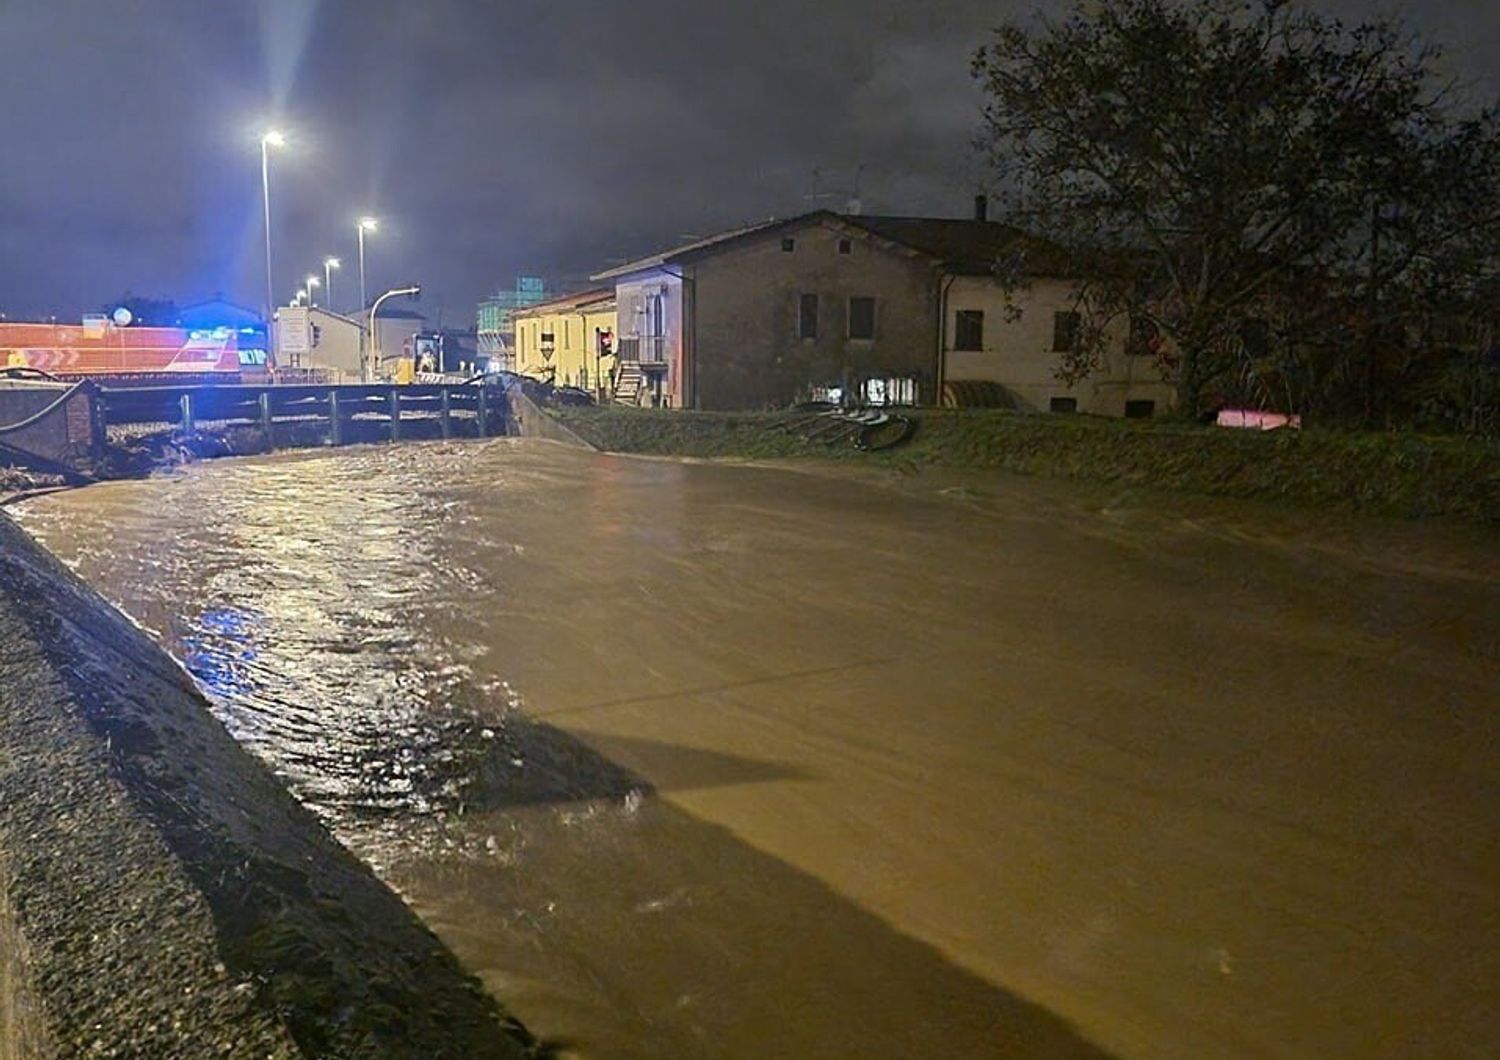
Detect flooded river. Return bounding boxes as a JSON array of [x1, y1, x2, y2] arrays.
[[14, 438, 1500, 1058]]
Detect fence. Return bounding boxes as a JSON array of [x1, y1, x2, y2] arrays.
[[98, 382, 503, 446]]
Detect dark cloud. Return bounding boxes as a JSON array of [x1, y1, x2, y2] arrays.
[[1, 0, 1496, 322]]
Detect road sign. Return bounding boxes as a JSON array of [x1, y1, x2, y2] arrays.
[[278, 306, 310, 361]]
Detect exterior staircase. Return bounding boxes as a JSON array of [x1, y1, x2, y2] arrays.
[[612, 362, 643, 405]]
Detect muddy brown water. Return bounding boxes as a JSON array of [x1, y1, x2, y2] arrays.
[[14, 438, 1500, 1059]]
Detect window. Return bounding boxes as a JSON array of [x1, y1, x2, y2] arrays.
[[838, 239, 852, 255], [954, 310, 984, 351], [848, 297, 875, 340], [1052, 310, 1081, 352], [863, 377, 917, 406], [1049, 396, 1078, 414], [1124, 399, 1156, 419], [781, 237, 796, 253], [799, 293, 819, 339]]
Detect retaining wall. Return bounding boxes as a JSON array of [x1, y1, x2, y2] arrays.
[[0, 514, 535, 1058]]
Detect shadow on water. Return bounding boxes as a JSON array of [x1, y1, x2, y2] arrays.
[[388, 720, 1118, 1060], [179, 615, 1114, 1057]]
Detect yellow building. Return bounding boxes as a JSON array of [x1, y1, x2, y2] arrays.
[[512, 289, 617, 396]]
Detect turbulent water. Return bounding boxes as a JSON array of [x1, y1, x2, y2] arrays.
[[15, 438, 1500, 1059]]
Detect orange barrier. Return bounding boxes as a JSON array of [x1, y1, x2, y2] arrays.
[[0, 322, 243, 380]]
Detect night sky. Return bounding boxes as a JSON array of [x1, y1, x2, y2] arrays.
[[2, 0, 1496, 325]]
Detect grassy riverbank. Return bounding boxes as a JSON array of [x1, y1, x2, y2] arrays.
[[554, 406, 1500, 522]]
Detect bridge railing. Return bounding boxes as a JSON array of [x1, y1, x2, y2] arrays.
[[98, 382, 503, 446]]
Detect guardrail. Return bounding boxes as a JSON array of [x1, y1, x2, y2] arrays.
[[98, 382, 504, 446]]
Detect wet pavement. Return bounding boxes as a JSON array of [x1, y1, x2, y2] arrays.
[[14, 438, 1500, 1059]]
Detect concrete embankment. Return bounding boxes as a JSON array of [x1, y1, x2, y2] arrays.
[[0, 515, 537, 1058]]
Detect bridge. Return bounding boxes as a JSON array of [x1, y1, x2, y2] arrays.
[[0, 376, 512, 484]]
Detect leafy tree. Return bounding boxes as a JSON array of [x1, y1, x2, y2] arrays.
[[972, 0, 1500, 421]]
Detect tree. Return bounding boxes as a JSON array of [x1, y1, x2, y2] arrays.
[[105, 294, 180, 327], [972, 0, 1500, 421]]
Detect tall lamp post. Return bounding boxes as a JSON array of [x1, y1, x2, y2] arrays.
[[324, 257, 340, 313], [260, 130, 286, 356], [356, 217, 377, 313], [305, 275, 320, 308], [368, 284, 420, 383]]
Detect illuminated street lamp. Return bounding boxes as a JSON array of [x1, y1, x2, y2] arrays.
[[356, 217, 377, 314], [367, 284, 420, 382], [323, 257, 341, 312], [260, 129, 286, 345], [305, 275, 321, 308], [295, 288, 308, 306]]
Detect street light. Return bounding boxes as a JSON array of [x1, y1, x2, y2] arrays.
[[356, 217, 377, 313], [305, 275, 320, 308], [368, 284, 420, 383], [260, 130, 286, 353], [295, 288, 308, 306], [323, 257, 341, 312]]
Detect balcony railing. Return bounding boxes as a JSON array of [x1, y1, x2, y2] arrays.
[[618, 335, 667, 365]]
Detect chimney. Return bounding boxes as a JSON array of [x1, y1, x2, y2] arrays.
[[973, 194, 989, 222]]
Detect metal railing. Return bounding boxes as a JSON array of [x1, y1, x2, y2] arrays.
[[98, 381, 502, 445], [616, 336, 667, 365]]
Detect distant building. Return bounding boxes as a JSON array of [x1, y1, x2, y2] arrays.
[[477, 276, 548, 371], [297, 306, 364, 382], [593, 207, 1174, 415], [512, 289, 616, 396]]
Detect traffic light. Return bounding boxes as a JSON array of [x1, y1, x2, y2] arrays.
[[598, 328, 613, 356]]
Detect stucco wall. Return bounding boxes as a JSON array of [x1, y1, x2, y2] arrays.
[[689, 222, 939, 410], [515, 304, 618, 392], [301, 311, 363, 382], [944, 277, 1176, 416], [615, 270, 686, 407]]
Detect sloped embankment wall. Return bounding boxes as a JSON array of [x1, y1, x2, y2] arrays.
[[0, 514, 536, 1058]]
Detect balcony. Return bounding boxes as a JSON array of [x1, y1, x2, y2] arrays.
[[618, 335, 667, 367]]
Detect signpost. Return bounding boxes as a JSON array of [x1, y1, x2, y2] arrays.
[[277, 305, 311, 367]]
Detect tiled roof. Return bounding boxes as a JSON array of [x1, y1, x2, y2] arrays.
[[844, 216, 1074, 276], [592, 210, 1074, 280], [592, 217, 794, 280]]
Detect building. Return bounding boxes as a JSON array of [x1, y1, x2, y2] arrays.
[[371, 305, 427, 379], [592, 206, 1174, 415], [512, 289, 617, 395], [477, 276, 548, 371], [302, 306, 366, 381]]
